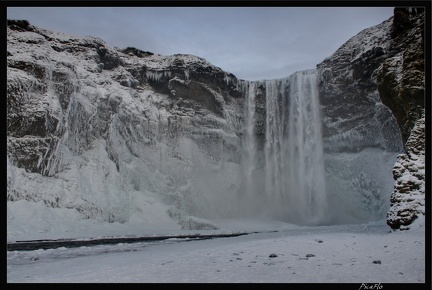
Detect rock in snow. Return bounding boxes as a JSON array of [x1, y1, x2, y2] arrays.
[[6, 9, 425, 231]]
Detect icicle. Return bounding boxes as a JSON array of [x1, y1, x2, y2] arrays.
[[146, 70, 171, 82], [224, 74, 231, 85]]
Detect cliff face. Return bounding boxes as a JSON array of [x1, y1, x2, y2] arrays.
[[377, 8, 426, 230], [316, 17, 403, 153], [7, 19, 247, 228], [6, 9, 425, 230], [315, 8, 426, 230], [377, 8, 425, 146], [386, 111, 425, 230], [314, 15, 403, 224]]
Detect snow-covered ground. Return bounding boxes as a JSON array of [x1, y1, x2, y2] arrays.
[[7, 200, 426, 283]]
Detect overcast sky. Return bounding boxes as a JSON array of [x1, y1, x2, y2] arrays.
[[7, 6, 395, 81]]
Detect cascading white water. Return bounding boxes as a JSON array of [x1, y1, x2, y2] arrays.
[[243, 82, 257, 199], [243, 69, 328, 225], [264, 79, 287, 203], [285, 70, 327, 225], [239, 81, 265, 216]]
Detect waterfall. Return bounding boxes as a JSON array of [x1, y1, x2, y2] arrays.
[[244, 82, 257, 199], [239, 81, 263, 215], [285, 70, 327, 225], [264, 79, 287, 202], [243, 69, 328, 225]]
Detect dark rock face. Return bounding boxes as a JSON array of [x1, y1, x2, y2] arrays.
[[316, 17, 403, 153], [120, 47, 154, 58], [168, 78, 224, 116], [315, 8, 425, 229], [96, 45, 123, 70], [377, 9, 425, 230], [7, 19, 31, 31], [377, 9, 425, 146], [314, 16, 404, 224]]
